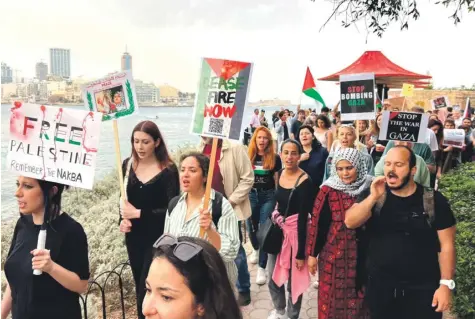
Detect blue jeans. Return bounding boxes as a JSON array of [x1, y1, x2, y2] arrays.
[[235, 221, 251, 294], [247, 188, 276, 269]]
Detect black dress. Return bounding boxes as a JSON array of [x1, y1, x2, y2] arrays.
[[121, 158, 180, 319], [4, 213, 89, 319]]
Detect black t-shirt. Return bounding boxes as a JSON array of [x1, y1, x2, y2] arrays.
[[275, 176, 315, 259], [5, 213, 89, 319], [358, 184, 456, 285], [252, 154, 282, 189], [291, 120, 303, 136]]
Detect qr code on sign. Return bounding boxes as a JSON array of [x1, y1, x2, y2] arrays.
[[208, 118, 224, 134]]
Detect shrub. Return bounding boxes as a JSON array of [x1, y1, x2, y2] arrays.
[[439, 162, 475, 319]]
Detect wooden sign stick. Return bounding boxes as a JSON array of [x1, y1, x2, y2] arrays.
[[200, 137, 219, 239], [113, 120, 127, 202], [402, 97, 407, 111]]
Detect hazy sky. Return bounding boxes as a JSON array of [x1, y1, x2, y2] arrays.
[[1, 0, 474, 103]]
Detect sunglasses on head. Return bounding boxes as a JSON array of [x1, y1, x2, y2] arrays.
[[153, 234, 203, 262]]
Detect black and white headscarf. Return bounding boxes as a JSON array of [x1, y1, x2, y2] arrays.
[[321, 147, 373, 197]]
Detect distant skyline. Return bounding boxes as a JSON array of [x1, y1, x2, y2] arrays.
[[2, 0, 474, 103]]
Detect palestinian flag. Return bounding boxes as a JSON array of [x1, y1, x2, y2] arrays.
[[302, 67, 326, 107], [463, 97, 471, 118]]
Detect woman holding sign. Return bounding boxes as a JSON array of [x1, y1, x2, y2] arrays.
[[164, 152, 240, 285], [1, 177, 89, 319], [119, 121, 179, 319]]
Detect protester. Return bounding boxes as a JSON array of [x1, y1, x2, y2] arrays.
[[383, 140, 436, 175], [307, 148, 373, 319], [460, 118, 473, 163], [275, 111, 292, 151], [119, 121, 180, 318], [368, 113, 388, 165], [314, 114, 333, 151], [411, 107, 439, 154], [355, 120, 370, 145], [250, 108, 261, 132], [428, 119, 444, 184], [297, 125, 329, 190], [1, 178, 89, 319], [291, 109, 306, 139], [199, 137, 254, 306], [142, 235, 242, 319], [246, 127, 282, 285], [345, 146, 456, 319], [267, 139, 314, 319], [441, 119, 461, 172], [260, 109, 269, 128], [164, 152, 240, 284]]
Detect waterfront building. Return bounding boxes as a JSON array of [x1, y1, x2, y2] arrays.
[[1, 62, 13, 83], [35, 62, 48, 81]]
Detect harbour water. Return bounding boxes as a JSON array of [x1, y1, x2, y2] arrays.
[[1, 104, 282, 220]]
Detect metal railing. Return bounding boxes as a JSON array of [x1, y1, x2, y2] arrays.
[[80, 261, 134, 319]]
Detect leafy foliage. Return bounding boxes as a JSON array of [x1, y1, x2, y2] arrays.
[[439, 163, 475, 318], [313, 0, 474, 37]]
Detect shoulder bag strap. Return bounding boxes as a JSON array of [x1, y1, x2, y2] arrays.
[[283, 171, 306, 219]]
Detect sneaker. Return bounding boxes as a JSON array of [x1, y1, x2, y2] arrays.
[[267, 309, 287, 319], [237, 291, 251, 306], [249, 250, 259, 264], [312, 280, 319, 289], [256, 267, 267, 285]]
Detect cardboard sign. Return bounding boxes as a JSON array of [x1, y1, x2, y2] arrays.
[[443, 129, 465, 148], [379, 111, 428, 143], [431, 96, 451, 110], [402, 83, 415, 97], [83, 71, 139, 121], [340, 73, 375, 121], [191, 58, 253, 140], [7, 102, 102, 189]]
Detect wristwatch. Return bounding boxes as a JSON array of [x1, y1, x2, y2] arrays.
[[440, 279, 456, 290]]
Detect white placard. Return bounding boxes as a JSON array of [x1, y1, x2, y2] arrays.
[[443, 129, 465, 149]]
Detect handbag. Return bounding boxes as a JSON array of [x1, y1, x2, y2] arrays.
[[259, 170, 306, 255]]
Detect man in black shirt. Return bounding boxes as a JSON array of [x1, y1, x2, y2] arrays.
[[290, 109, 305, 140], [345, 146, 456, 319]]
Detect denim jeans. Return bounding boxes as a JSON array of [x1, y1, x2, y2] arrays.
[[235, 221, 251, 294], [247, 188, 276, 269]]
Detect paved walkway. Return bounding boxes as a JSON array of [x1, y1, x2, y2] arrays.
[[241, 243, 318, 319]]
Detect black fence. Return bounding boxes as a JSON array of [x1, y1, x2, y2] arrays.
[[80, 261, 134, 319]]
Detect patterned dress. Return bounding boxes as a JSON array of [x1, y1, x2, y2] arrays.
[[307, 186, 369, 319]]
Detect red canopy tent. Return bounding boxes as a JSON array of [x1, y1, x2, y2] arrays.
[[318, 51, 432, 97]]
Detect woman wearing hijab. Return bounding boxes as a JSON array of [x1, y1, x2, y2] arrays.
[[307, 148, 373, 319]]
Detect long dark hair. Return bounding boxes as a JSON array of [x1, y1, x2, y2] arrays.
[[297, 124, 322, 151], [153, 236, 242, 319], [428, 119, 444, 146], [316, 114, 331, 129], [37, 180, 68, 223], [130, 121, 174, 169]]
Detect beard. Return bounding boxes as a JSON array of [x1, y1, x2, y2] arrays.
[[387, 171, 411, 190]]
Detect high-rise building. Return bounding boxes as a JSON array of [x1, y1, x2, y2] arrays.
[[50, 48, 71, 78], [1, 62, 13, 83], [121, 46, 132, 72], [36, 62, 48, 81]]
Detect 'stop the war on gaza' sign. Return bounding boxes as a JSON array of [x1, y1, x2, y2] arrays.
[[379, 111, 428, 143], [190, 58, 253, 141], [83, 71, 139, 121], [6, 102, 102, 189], [339, 73, 375, 121]]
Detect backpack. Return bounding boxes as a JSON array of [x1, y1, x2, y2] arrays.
[[373, 187, 435, 226], [167, 192, 224, 229]]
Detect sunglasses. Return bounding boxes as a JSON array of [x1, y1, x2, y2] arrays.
[[153, 234, 203, 262]]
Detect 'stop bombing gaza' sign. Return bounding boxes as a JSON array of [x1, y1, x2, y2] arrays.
[[190, 58, 253, 141], [340, 73, 376, 121]]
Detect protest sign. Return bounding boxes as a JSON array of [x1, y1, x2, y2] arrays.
[[83, 71, 138, 121], [191, 58, 253, 141], [431, 96, 451, 110], [379, 111, 428, 143], [340, 73, 375, 121], [402, 83, 415, 97], [443, 129, 465, 148], [7, 102, 102, 189]]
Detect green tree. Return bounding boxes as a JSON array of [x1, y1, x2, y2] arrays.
[[314, 0, 474, 37]]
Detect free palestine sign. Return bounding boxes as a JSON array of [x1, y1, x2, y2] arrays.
[[379, 111, 428, 143], [339, 73, 376, 121]]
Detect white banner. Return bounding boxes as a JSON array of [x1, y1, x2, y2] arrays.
[[7, 102, 102, 189], [83, 71, 139, 121], [443, 129, 465, 149]]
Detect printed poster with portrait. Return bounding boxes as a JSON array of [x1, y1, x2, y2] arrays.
[[430, 96, 451, 110], [82, 71, 139, 121]]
